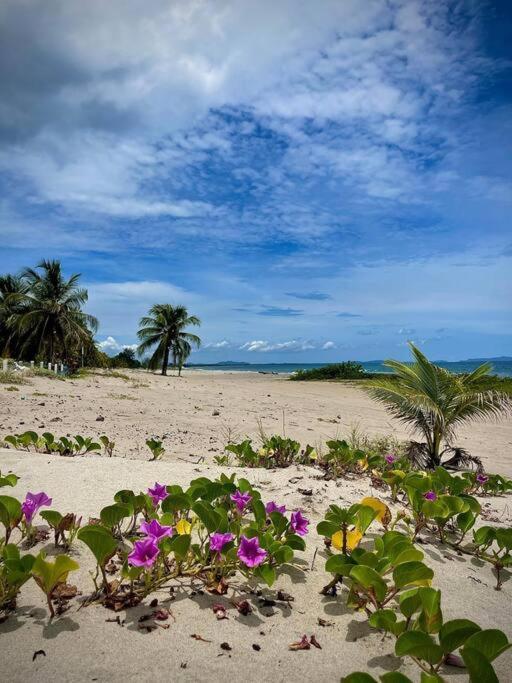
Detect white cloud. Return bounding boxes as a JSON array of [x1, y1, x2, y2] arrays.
[[322, 341, 336, 349], [97, 336, 137, 354], [240, 339, 316, 353], [204, 340, 231, 349]]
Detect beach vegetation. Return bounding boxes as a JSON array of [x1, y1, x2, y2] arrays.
[[2, 430, 107, 456], [1, 260, 98, 365], [225, 435, 316, 468], [137, 303, 201, 376], [290, 361, 370, 381], [146, 437, 165, 460], [366, 343, 512, 471]]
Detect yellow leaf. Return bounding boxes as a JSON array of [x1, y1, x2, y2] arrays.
[[331, 528, 363, 552], [309, 449, 318, 461], [358, 458, 369, 471], [176, 519, 191, 535], [360, 497, 391, 528]]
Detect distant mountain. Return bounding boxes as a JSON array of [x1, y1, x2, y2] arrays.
[[464, 356, 512, 362]]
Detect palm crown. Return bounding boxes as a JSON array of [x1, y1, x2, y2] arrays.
[[6, 260, 97, 362], [137, 304, 201, 375]]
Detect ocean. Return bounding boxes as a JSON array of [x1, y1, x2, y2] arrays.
[[187, 359, 512, 377]]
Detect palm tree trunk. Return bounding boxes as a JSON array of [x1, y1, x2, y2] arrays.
[[161, 346, 170, 376]]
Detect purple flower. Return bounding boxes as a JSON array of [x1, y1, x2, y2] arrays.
[[237, 535, 268, 568], [147, 482, 168, 507], [476, 473, 489, 485], [209, 532, 234, 555], [385, 453, 396, 465], [21, 491, 52, 524], [230, 490, 252, 512], [128, 537, 160, 568], [290, 510, 310, 536], [265, 501, 286, 516], [423, 491, 437, 502], [139, 519, 173, 541]]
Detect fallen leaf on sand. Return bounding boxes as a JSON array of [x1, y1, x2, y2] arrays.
[[32, 650, 46, 661], [310, 635, 322, 649], [289, 635, 310, 651]]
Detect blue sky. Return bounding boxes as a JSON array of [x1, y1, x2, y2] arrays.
[[1, 0, 511, 362]]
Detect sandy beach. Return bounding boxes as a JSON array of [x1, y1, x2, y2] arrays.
[[1, 369, 511, 475], [0, 370, 511, 682]]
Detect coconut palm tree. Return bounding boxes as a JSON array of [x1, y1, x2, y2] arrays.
[[0, 274, 28, 356], [365, 342, 512, 470], [11, 260, 98, 362], [137, 304, 201, 376]]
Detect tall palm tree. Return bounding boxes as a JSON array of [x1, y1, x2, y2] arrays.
[[11, 260, 98, 362], [137, 304, 201, 376], [365, 342, 512, 470], [0, 274, 28, 356]]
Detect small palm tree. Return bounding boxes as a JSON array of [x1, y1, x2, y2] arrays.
[[366, 343, 512, 470], [10, 260, 98, 362], [137, 304, 201, 376]]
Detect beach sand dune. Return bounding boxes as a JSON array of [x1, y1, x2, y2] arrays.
[[1, 369, 511, 475], [1, 370, 511, 681]]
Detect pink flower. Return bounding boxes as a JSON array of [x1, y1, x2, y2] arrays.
[[230, 490, 252, 512], [21, 491, 52, 524], [128, 538, 160, 568], [423, 491, 437, 502], [237, 535, 268, 568], [265, 501, 286, 516], [139, 519, 173, 541], [209, 532, 234, 555], [476, 473, 489, 485], [385, 453, 396, 465], [290, 510, 309, 536], [147, 482, 168, 507]]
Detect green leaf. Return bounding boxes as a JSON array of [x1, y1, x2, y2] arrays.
[[461, 647, 499, 683], [40, 510, 63, 528], [393, 561, 433, 589], [439, 619, 481, 653], [349, 565, 388, 603], [316, 520, 340, 537], [399, 588, 422, 619], [369, 609, 405, 636], [31, 553, 79, 594], [341, 674, 378, 683], [273, 544, 293, 565], [99, 503, 131, 528], [0, 473, 18, 488], [456, 510, 476, 534], [78, 525, 117, 566], [325, 553, 355, 576], [285, 533, 306, 551], [463, 630, 511, 662], [257, 564, 276, 587], [381, 674, 415, 683], [395, 630, 443, 665], [0, 495, 22, 527], [417, 587, 442, 634], [161, 493, 191, 514], [192, 501, 220, 533], [169, 533, 191, 560]]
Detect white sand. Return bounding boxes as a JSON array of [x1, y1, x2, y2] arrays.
[[0, 371, 511, 681], [1, 368, 511, 475]]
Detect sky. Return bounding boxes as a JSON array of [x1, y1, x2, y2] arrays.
[[1, 0, 511, 362]]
